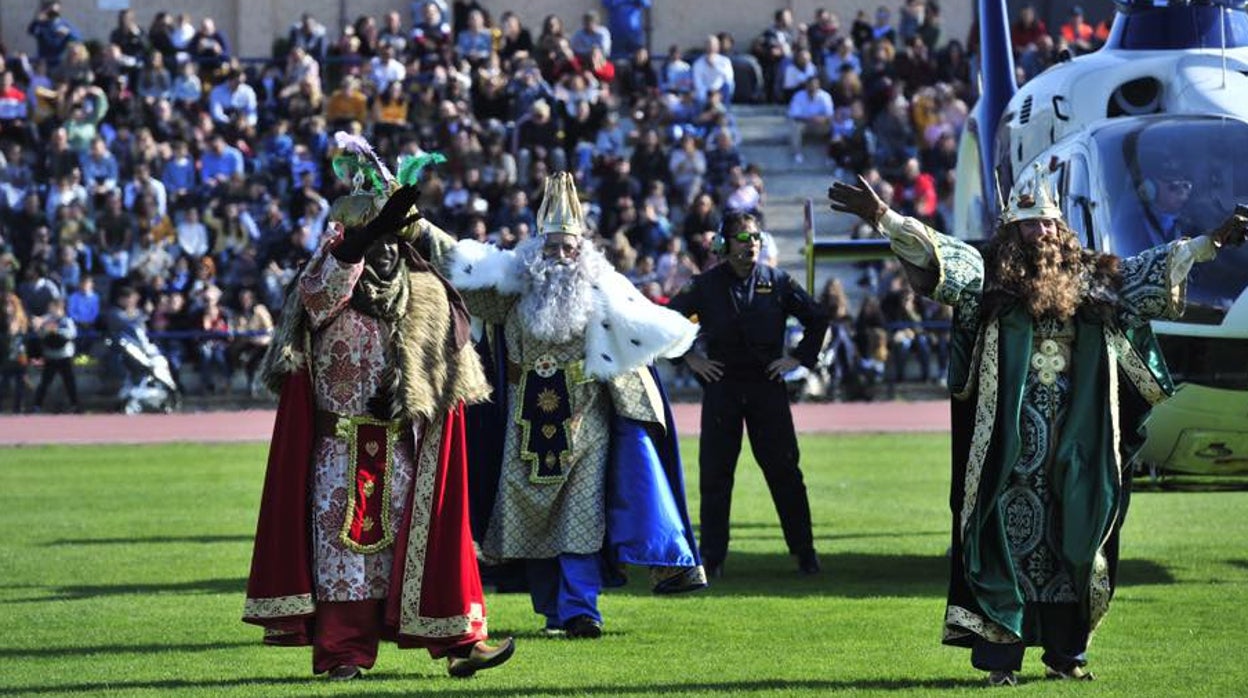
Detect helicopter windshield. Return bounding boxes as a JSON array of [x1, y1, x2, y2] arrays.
[[1108, 2, 1248, 50], [1096, 116, 1248, 324]]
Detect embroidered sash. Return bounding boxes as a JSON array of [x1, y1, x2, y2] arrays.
[[516, 354, 581, 483], [324, 414, 404, 554]]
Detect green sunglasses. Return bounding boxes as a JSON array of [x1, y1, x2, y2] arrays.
[[732, 232, 762, 242]]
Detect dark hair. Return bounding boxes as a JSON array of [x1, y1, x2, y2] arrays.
[[721, 210, 757, 238]]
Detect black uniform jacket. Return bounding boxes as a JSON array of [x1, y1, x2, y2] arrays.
[[667, 263, 829, 381]]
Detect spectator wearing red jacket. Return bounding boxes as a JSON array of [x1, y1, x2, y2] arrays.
[[1010, 4, 1048, 55], [892, 157, 938, 225]]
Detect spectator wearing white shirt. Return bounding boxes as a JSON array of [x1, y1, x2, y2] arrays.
[[123, 162, 167, 219], [780, 49, 819, 103], [367, 42, 407, 94], [660, 44, 693, 95], [692, 35, 734, 106], [787, 76, 834, 163], [207, 70, 257, 127], [570, 10, 611, 60], [175, 206, 210, 259], [170, 13, 196, 63]]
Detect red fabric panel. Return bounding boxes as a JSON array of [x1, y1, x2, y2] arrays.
[[346, 423, 390, 547], [312, 600, 382, 673], [421, 403, 485, 618], [243, 368, 316, 625], [385, 403, 487, 652]]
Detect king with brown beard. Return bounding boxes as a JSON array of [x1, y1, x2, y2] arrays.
[[829, 165, 1246, 686]]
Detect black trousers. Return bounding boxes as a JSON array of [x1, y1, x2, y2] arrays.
[[34, 357, 79, 409], [697, 378, 814, 565], [970, 602, 1089, 673]]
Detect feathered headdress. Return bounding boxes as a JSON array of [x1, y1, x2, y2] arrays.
[[331, 131, 394, 195], [330, 130, 448, 195], [327, 132, 449, 234]]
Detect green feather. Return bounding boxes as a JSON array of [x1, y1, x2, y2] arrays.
[[396, 152, 447, 186], [332, 153, 389, 195]]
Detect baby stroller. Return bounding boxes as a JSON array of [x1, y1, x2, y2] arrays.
[[109, 329, 180, 415], [782, 320, 830, 402]]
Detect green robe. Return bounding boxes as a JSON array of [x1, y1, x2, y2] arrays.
[[904, 228, 1180, 648]]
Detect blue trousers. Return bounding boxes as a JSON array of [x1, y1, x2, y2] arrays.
[[971, 603, 1088, 673], [525, 553, 603, 629]]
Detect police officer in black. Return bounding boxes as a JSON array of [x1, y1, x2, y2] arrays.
[[667, 211, 829, 577]]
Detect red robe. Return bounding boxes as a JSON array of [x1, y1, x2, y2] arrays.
[[243, 243, 486, 655]]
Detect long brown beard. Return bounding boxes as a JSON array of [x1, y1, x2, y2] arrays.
[[985, 221, 1087, 320]]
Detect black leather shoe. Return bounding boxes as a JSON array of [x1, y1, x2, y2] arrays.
[[797, 551, 821, 575], [987, 670, 1018, 686], [447, 637, 516, 678], [1045, 664, 1094, 681], [328, 665, 362, 681], [564, 615, 603, 639]]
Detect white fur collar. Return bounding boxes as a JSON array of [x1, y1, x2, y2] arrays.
[[583, 268, 696, 379], [449, 240, 697, 379], [448, 239, 526, 295]]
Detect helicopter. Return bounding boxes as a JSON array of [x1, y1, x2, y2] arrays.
[[954, 0, 1248, 480]]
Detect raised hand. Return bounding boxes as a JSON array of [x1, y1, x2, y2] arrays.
[[827, 175, 888, 225], [1211, 208, 1248, 247], [334, 185, 424, 263], [371, 184, 423, 236]]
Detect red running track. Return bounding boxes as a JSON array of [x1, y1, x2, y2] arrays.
[[0, 401, 949, 447]]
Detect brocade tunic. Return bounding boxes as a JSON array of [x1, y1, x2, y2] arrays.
[[464, 291, 614, 560], [300, 243, 420, 601]]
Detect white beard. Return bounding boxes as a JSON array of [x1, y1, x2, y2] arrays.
[[516, 237, 602, 344]]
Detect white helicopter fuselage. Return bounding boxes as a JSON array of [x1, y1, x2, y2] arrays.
[[955, 21, 1248, 477], [1002, 47, 1248, 179]]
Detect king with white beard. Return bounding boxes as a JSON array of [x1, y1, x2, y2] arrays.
[[415, 172, 707, 639]]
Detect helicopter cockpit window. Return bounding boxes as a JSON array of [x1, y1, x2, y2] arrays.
[[1099, 117, 1248, 324], [1111, 2, 1248, 51], [1061, 156, 1095, 248]]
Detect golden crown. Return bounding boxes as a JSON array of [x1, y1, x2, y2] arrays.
[[536, 172, 588, 237], [1000, 163, 1062, 225]]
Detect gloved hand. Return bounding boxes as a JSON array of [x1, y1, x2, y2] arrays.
[[1210, 208, 1248, 247], [333, 185, 423, 263], [827, 175, 889, 225]]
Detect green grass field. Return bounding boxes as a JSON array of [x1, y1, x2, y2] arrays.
[[1, 434, 1246, 697]]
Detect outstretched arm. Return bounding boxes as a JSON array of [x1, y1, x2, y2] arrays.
[[415, 218, 520, 324], [827, 175, 939, 269], [828, 176, 983, 309], [1118, 210, 1248, 326]]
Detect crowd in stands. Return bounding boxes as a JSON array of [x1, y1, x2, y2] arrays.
[[0, 0, 1102, 412]]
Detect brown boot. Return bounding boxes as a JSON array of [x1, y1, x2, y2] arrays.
[[446, 637, 516, 678]]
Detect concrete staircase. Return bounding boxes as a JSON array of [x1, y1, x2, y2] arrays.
[[732, 104, 867, 292]]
